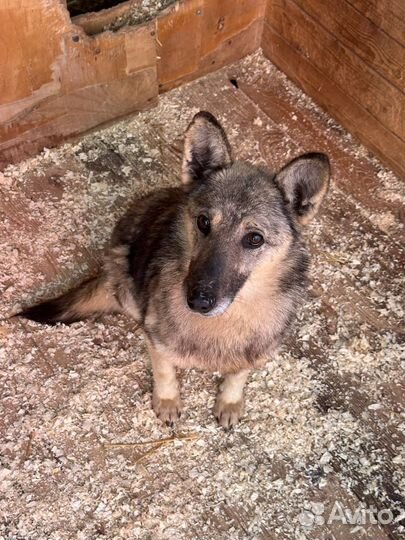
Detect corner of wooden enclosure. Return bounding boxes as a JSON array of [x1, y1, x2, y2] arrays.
[[0, 0, 266, 168]]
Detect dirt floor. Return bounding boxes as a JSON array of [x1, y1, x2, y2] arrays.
[[1, 51, 404, 540]]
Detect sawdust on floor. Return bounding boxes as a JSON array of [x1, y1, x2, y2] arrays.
[[0, 50, 404, 540]]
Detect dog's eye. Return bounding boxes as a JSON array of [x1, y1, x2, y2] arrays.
[[197, 214, 210, 235], [243, 232, 264, 249]]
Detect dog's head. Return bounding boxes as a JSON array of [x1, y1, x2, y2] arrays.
[[181, 112, 330, 317]]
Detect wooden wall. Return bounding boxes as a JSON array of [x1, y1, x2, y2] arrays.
[[2, 0, 404, 178], [156, 0, 265, 92], [0, 0, 157, 168], [262, 0, 405, 179], [0, 0, 265, 169]]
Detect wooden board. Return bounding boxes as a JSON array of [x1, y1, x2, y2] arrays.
[[262, 0, 405, 179], [2, 0, 404, 181], [230, 63, 405, 243], [0, 0, 158, 168], [345, 0, 405, 46], [291, 0, 405, 91], [156, 0, 265, 92], [0, 0, 265, 168]]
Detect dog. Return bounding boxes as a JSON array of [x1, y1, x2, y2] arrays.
[[21, 111, 330, 428]]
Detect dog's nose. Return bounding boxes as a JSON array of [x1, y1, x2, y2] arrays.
[[187, 290, 216, 314]]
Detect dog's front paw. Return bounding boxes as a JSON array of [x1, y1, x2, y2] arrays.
[[214, 396, 244, 428], [152, 393, 182, 426]]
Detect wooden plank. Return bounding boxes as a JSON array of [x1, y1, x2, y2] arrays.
[[0, 68, 157, 169], [198, 0, 265, 69], [288, 0, 405, 92], [345, 0, 405, 46], [0, 2, 158, 168], [265, 0, 405, 142], [262, 23, 405, 179], [0, 0, 70, 106], [1, 0, 265, 166], [156, 0, 265, 92], [0, 3, 157, 120], [156, 0, 204, 91], [198, 15, 263, 79], [0, 0, 159, 166]]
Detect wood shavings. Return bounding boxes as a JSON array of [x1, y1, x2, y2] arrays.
[[1, 51, 404, 539]]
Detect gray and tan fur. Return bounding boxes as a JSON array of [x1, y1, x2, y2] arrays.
[[21, 112, 330, 428]]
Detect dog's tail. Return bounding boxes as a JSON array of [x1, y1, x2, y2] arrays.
[[20, 275, 120, 325]]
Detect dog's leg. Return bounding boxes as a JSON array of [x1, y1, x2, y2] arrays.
[[149, 345, 182, 425], [214, 369, 250, 428]]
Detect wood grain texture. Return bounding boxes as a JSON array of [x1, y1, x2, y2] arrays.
[[262, 0, 405, 179], [0, 1, 69, 106], [265, 0, 405, 141], [0, 0, 265, 167], [2, 0, 404, 179], [1, 68, 157, 168], [262, 22, 405, 179], [156, 0, 203, 90], [291, 0, 405, 90], [156, 0, 265, 92], [345, 0, 405, 46], [0, 0, 158, 168]]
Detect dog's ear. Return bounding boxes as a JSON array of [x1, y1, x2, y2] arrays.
[[275, 152, 330, 225], [182, 111, 232, 185]]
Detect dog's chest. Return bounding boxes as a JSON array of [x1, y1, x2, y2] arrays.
[[150, 294, 292, 372]]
